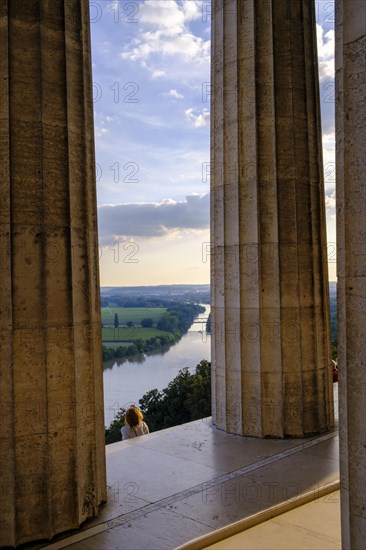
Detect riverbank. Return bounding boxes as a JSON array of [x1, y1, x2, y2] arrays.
[[102, 303, 206, 363], [103, 306, 211, 427]]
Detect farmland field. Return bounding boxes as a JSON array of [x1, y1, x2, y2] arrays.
[[101, 307, 167, 326], [102, 326, 170, 342]]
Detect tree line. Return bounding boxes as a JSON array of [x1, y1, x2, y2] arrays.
[[101, 296, 210, 308], [102, 303, 205, 362], [102, 333, 176, 363]]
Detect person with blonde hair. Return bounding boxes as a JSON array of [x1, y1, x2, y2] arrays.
[[121, 406, 149, 440]]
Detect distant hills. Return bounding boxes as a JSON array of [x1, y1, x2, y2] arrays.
[[101, 284, 210, 296], [101, 283, 336, 295], [101, 284, 211, 304]]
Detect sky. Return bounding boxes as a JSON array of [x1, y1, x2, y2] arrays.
[[90, 0, 336, 286]]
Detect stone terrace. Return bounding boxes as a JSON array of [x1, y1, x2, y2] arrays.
[[22, 386, 339, 550]]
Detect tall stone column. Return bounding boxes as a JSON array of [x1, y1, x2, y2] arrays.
[[336, 1, 366, 547], [211, 0, 333, 437], [0, 1, 106, 547]]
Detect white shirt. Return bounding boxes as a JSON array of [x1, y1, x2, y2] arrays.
[[121, 421, 149, 440]]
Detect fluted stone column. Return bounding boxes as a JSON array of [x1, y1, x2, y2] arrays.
[[336, 1, 366, 547], [0, 2, 106, 547], [211, 0, 334, 437]]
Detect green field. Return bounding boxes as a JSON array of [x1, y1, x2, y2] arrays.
[[102, 326, 170, 342], [101, 307, 167, 326]]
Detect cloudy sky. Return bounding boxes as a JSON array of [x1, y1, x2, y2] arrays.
[[90, 0, 335, 286]]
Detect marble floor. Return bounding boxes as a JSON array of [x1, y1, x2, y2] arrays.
[[202, 490, 341, 550], [21, 385, 339, 550]]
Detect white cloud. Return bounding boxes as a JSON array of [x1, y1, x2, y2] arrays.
[[182, 0, 202, 22], [185, 107, 210, 127], [95, 126, 109, 137], [120, 0, 210, 71], [138, 0, 201, 30], [168, 89, 184, 99], [151, 69, 166, 78], [316, 23, 334, 82], [94, 113, 113, 138], [325, 191, 336, 212], [98, 193, 210, 244], [122, 29, 210, 63], [138, 0, 186, 33]]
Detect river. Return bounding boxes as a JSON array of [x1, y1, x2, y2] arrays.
[[103, 305, 211, 427]]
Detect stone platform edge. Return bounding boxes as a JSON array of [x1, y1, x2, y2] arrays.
[[175, 480, 340, 550]]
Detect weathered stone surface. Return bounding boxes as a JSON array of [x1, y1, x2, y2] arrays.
[[336, 1, 366, 548], [211, 0, 333, 438], [0, 1, 106, 547]]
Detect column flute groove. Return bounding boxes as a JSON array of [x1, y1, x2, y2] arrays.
[[211, 0, 333, 438], [0, 2, 106, 546], [336, 1, 366, 547]]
